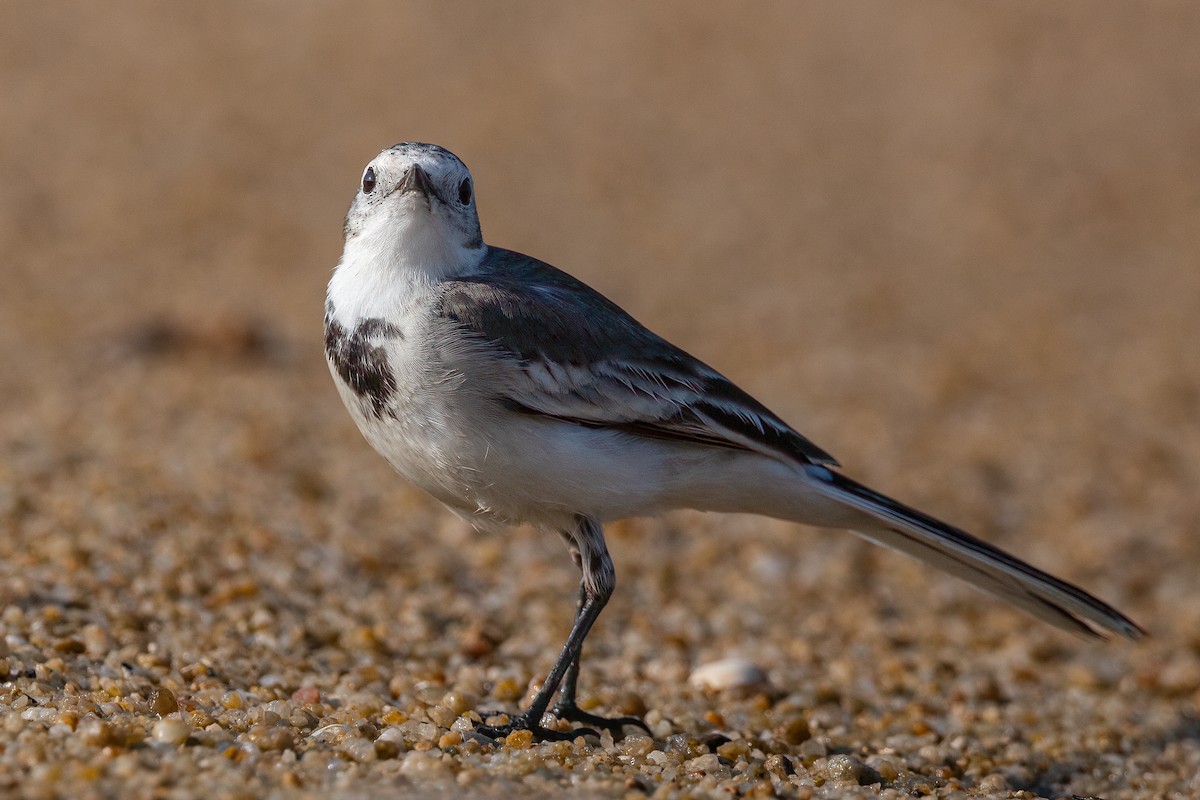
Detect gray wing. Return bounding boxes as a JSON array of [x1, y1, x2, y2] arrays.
[[435, 247, 838, 467]]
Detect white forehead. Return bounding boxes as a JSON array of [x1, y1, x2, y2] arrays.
[[371, 142, 471, 177]]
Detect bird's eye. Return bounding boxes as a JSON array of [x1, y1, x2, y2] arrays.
[[362, 167, 377, 194], [458, 178, 472, 205]]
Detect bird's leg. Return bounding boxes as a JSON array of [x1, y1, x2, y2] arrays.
[[551, 580, 651, 737], [553, 582, 587, 707], [475, 516, 615, 742]]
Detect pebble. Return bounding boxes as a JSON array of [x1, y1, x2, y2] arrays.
[[150, 688, 179, 716], [619, 735, 655, 759], [310, 724, 353, 744], [248, 725, 294, 752], [764, 753, 796, 778], [824, 754, 876, 784], [779, 716, 812, 745], [77, 718, 113, 747], [339, 737, 377, 763], [504, 729, 533, 749], [688, 658, 767, 690], [291, 686, 320, 705], [683, 753, 728, 776], [977, 773, 1009, 792], [152, 718, 190, 746]]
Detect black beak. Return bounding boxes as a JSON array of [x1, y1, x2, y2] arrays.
[[398, 164, 435, 198]]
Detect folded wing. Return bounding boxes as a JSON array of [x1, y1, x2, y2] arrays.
[[435, 247, 838, 467]]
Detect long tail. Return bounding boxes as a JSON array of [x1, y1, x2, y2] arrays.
[[805, 465, 1145, 640]]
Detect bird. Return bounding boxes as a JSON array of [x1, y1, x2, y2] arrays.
[[323, 142, 1144, 741]]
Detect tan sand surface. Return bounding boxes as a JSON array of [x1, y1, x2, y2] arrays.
[[2, 3, 1199, 797]]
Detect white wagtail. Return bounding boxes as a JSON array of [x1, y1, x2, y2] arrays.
[[324, 143, 1143, 741]]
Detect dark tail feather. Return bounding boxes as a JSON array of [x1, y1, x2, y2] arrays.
[[808, 467, 1145, 640]]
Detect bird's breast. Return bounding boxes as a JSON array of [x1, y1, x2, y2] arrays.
[[324, 315, 406, 420]]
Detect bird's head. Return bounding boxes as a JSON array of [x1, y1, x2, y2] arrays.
[[343, 142, 484, 276]]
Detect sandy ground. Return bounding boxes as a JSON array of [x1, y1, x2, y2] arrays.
[[3, 3, 1199, 798]]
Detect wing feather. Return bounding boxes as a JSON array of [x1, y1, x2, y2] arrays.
[[436, 247, 837, 466]]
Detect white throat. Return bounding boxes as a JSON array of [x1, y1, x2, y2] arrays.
[[328, 210, 485, 324]]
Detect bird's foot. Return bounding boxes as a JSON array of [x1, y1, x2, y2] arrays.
[[550, 700, 651, 739], [473, 710, 598, 742]]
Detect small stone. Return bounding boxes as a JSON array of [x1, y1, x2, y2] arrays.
[[780, 716, 811, 745], [427, 704, 457, 728], [441, 691, 472, 716], [688, 658, 767, 690], [746, 779, 777, 797], [614, 689, 648, 717], [764, 753, 796, 777], [264, 700, 294, 718], [377, 726, 405, 744], [504, 729, 533, 749], [291, 686, 320, 705], [619, 735, 655, 759], [310, 724, 352, 744], [716, 739, 751, 762], [665, 733, 702, 756], [80, 623, 112, 657], [151, 718, 190, 746], [398, 719, 439, 742], [825, 754, 878, 785], [977, 773, 1009, 792], [340, 737, 377, 763], [248, 725, 294, 752], [78, 718, 113, 747], [190, 710, 217, 729], [150, 688, 179, 716], [491, 677, 523, 702], [799, 738, 827, 759], [684, 753, 730, 777], [375, 739, 402, 760], [869, 757, 900, 782], [23, 707, 58, 723]]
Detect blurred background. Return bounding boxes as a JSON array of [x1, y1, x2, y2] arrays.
[[2, 2, 1199, 795]]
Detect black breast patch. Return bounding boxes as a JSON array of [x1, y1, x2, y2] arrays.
[[324, 309, 403, 418]]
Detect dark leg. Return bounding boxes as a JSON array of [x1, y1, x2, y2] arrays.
[[475, 516, 616, 741], [554, 583, 587, 707], [551, 582, 651, 737]]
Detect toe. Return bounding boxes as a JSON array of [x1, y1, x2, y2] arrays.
[[551, 703, 652, 738]]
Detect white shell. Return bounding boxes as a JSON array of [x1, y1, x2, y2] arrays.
[[688, 657, 767, 690]]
